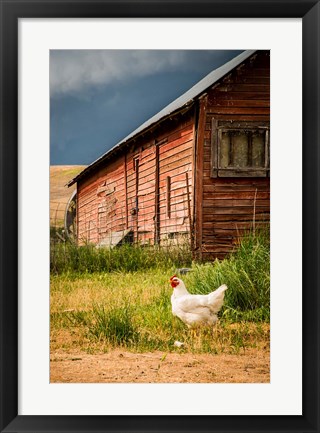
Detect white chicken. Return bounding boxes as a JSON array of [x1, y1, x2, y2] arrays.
[[169, 275, 228, 327]]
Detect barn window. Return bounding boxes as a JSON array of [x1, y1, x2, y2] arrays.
[[211, 120, 270, 177]]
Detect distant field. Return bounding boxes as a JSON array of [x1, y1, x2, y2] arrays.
[[50, 165, 86, 227]]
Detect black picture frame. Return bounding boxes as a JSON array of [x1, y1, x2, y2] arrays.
[[0, 1, 319, 432]]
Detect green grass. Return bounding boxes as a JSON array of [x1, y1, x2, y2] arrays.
[[181, 230, 270, 319], [89, 304, 139, 345], [50, 229, 270, 354], [50, 241, 192, 274]]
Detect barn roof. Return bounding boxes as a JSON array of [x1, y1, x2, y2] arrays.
[[68, 49, 256, 187]]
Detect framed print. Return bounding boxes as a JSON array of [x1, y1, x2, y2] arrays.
[[0, 1, 319, 432]]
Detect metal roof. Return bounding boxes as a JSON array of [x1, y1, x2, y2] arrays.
[[68, 49, 256, 186]]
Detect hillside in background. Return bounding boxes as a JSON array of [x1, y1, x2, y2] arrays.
[[50, 165, 86, 227]]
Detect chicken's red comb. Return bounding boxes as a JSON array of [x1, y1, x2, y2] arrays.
[[170, 275, 177, 280]]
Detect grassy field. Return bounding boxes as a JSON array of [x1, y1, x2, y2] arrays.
[[50, 230, 270, 355]]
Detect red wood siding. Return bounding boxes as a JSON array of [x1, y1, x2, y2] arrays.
[[126, 137, 156, 244], [196, 51, 270, 260], [77, 110, 195, 246], [77, 156, 127, 244], [158, 117, 194, 245]]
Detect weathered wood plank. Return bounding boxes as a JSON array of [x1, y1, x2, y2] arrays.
[[214, 83, 270, 93], [159, 189, 188, 202], [202, 220, 268, 228], [154, 142, 160, 244], [237, 68, 270, 76], [160, 171, 192, 185], [160, 147, 193, 167], [207, 106, 270, 115], [203, 190, 270, 200], [159, 133, 193, 155], [202, 199, 270, 208], [203, 206, 269, 215], [210, 91, 270, 101], [209, 99, 270, 108], [227, 77, 270, 85], [165, 123, 194, 142], [160, 154, 193, 174], [194, 96, 207, 259], [136, 155, 156, 171], [203, 180, 269, 191], [202, 213, 269, 223], [208, 115, 270, 123]]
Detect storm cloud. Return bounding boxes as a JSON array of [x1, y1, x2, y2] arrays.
[[50, 50, 242, 98], [50, 50, 192, 97], [50, 50, 242, 164]]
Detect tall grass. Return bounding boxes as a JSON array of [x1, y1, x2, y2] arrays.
[[182, 229, 270, 320], [89, 304, 138, 345], [50, 241, 192, 274]]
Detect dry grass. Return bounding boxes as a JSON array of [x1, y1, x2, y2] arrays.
[[50, 270, 270, 355], [50, 165, 86, 226], [50, 271, 168, 312]]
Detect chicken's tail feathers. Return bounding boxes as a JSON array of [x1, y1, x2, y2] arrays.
[[217, 284, 228, 293], [208, 284, 228, 313]]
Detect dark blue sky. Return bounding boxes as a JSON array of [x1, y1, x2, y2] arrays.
[[50, 50, 242, 165]]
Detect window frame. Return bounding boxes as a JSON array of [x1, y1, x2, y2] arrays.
[[211, 119, 270, 178]]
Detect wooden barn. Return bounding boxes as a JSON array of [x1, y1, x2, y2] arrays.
[[68, 50, 270, 260]]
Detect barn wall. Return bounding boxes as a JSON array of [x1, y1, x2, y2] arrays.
[[125, 135, 156, 244], [77, 156, 127, 244], [77, 109, 195, 246], [196, 51, 270, 260], [125, 110, 195, 245], [158, 113, 194, 245]]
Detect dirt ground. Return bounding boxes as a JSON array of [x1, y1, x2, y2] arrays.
[[50, 348, 269, 383]]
